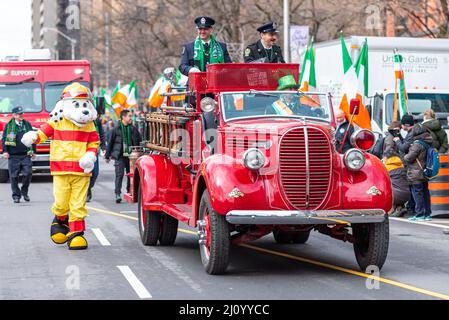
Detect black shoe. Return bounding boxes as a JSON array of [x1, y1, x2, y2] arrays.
[[115, 194, 122, 203], [13, 198, 20, 203], [23, 195, 30, 202]]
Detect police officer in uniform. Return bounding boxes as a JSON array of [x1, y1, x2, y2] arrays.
[[244, 22, 285, 63], [179, 16, 232, 76], [1, 106, 36, 203]]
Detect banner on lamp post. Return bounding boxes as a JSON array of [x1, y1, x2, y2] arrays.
[[290, 25, 310, 64]]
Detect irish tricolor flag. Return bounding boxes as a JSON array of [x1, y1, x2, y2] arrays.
[[299, 37, 316, 91], [393, 49, 409, 121], [125, 81, 138, 108], [112, 81, 137, 108], [339, 33, 372, 130], [111, 81, 123, 117]]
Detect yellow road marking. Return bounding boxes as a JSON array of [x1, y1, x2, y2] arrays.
[[87, 206, 138, 221], [88, 205, 449, 300]]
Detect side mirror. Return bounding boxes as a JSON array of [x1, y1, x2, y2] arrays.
[[350, 99, 360, 115], [96, 96, 105, 116]]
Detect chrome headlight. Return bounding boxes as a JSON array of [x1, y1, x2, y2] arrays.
[[344, 148, 366, 171], [200, 97, 217, 113], [243, 148, 265, 170]]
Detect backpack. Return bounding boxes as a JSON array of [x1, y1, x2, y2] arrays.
[[371, 135, 385, 159], [416, 140, 440, 179]]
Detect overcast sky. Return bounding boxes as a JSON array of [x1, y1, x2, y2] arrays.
[[0, 0, 31, 56]]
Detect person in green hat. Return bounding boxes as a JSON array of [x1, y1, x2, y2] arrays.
[[270, 75, 299, 115], [270, 75, 318, 117]]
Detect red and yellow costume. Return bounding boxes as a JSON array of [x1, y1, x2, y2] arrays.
[[22, 83, 100, 250], [36, 118, 100, 234]]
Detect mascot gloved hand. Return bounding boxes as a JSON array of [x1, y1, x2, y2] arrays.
[[22, 83, 100, 250], [21, 131, 38, 148], [79, 151, 97, 174]]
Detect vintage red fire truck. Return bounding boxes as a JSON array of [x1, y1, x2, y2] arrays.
[[0, 51, 91, 182], [125, 63, 392, 275]]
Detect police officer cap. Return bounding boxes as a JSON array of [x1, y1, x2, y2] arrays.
[[195, 16, 215, 29], [12, 106, 24, 114], [257, 22, 279, 33]]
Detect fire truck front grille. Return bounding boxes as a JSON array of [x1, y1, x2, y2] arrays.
[[279, 127, 332, 210]]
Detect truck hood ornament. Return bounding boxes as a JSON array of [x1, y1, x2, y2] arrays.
[[228, 188, 245, 198], [367, 186, 382, 196]]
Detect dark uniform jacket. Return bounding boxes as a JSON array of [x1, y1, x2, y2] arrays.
[[244, 40, 285, 63], [105, 122, 142, 161], [335, 121, 354, 154], [179, 40, 232, 76], [1, 120, 36, 156]]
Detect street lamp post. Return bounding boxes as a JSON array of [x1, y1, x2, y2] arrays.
[[42, 27, 77, 60]]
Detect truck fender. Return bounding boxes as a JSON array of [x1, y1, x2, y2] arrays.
[[136, 154, 183, 210], [342, 153, 393, 213]]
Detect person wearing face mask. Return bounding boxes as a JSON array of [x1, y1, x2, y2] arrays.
[[334, 109, 354, 154], [383, 121, 410, 217], [244, 22, 285, 63], [2, 106, 36, 203], [393, 114, 418, 217], [179, 16, 232, 76]]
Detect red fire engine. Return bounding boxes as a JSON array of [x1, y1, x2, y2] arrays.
[[125, 63, 392, 275], [0, 53, 91, 182]]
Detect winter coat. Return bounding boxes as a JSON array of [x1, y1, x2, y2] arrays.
[[404, 125, 433, 184], [389, 167, 410, 206], [383, 131, 401, 159], [395, 128, 414, 156], [105, 121, 141, 161], [36, 118, 100, 176], [422, 119, 448, 153]]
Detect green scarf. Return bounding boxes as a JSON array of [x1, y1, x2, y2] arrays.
[[120, 122, 131, 157], [194, 34, 224, 71], [4, 119, 34, 155]]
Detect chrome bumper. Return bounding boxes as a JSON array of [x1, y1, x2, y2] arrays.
[[226, 209, 386, 225]]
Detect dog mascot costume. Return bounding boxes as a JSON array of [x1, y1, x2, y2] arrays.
[[22, 83, 100, 250]]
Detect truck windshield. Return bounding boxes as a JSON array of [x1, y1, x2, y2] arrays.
[[221, 91, 331, 122], [386, 93, 449, 126], [44, 81, 90, 112], [0, 82, 42, 113]]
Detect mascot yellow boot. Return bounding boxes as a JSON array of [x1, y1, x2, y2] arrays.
[[22, 83, 100, 250]]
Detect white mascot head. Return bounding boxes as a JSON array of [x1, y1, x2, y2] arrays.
[[50, 82, 97, 128]]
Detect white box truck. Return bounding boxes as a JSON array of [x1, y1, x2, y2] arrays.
[[315, 36, 449, 135]]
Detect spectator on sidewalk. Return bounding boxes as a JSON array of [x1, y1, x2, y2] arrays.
[[105, 110, 141, 203], [394, 114, 417, 216], [383, 121, 410, 217], [422, 109, 448, 154], [404, 124, 433, 222]]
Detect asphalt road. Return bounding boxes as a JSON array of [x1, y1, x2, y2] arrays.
[[1, 159, 449, 300]]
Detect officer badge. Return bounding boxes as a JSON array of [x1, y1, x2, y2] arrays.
[[245, 48, 251, 57], [273, 22, 277, 29], [201, 17, 206, 25]]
